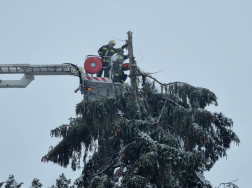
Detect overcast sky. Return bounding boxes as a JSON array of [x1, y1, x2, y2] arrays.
[[0, 0, 251, 187]]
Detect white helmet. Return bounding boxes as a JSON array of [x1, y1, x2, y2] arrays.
[[109, 40, 116, 45]]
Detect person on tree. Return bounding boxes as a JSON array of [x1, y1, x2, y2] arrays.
[[97, 40, 127, 77], [112, 49, 130, 84]]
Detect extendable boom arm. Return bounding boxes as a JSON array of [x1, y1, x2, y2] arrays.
[[0, 64, 80, 88]]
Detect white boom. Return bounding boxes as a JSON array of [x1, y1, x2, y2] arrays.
[[0, 64, 79, 88], [0, 62, 119, 101]]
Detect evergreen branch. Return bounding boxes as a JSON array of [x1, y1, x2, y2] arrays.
[[111, 164, 121, 169], [88, 154, 121, 179], [113, 170, 128, 184], [137, 131, 183, 155], [161, 97, 187, 110], [0, 182, 5, 188], [163, 81, 189, 86], [164, 124, 184, 151], [137, 71, 188, 87], [217, 179, 239, 188], [142, 96, 150, 114], [175, 134, 184, 151]]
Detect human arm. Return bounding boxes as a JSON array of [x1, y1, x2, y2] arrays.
[[123, 54, 129, 60], [115, 41, 128, 52], [98, 45, 105, 57], [122, 40, 128, 49]]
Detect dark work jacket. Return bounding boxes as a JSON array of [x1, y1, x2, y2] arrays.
[[113, 54, 129, 76], [98, 44, 126, 63]]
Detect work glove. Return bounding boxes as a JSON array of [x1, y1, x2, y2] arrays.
[[122, 63, 129, 68], [122, 44, 128, 49], [124, 40, 128, 49]]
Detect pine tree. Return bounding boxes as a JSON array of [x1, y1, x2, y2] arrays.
[[41, 33, 240, 188], [42, 78, 240, 188], [5, 175, 23, 188], [50, 174, 71, 188], [30, 178, 43, 188]]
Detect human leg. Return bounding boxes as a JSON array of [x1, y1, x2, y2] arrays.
[[120, 73, 127, 83], [97, 69, 103, 77]]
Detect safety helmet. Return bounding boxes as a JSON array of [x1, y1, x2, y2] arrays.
[[117, 55, 124, 63], [109, 40, 116, 45]]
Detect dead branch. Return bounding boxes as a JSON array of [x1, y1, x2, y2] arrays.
[[153, 98, 168, 125], [148, 69, 165, 75], [111, 36, 125, 41], [136, 70, 189, 88], [161, 97, 186, 110]]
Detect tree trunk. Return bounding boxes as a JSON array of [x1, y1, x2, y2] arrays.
[[127, 31, 137, 89]]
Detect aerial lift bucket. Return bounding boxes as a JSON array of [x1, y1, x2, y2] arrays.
[[82, 55, 120, 101]]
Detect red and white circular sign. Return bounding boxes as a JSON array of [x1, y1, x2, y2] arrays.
[[84, 57, 102, 74]]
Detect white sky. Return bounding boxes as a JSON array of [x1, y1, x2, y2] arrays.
[[0, 0, 251, 187]]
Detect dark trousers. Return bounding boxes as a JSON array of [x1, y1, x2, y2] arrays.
[[97, 61, 110, 77], [113, 73, 127, 83]]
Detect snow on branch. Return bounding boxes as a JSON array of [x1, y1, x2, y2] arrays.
[[218, 179, 239, 188]]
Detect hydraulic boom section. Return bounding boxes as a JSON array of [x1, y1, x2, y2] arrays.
[[0, 64, 79, 88], [0, 60, 120, 101]]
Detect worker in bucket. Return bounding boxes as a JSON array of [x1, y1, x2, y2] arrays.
[[112, 49, 130, 84], [97, 40, 127, 77]]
